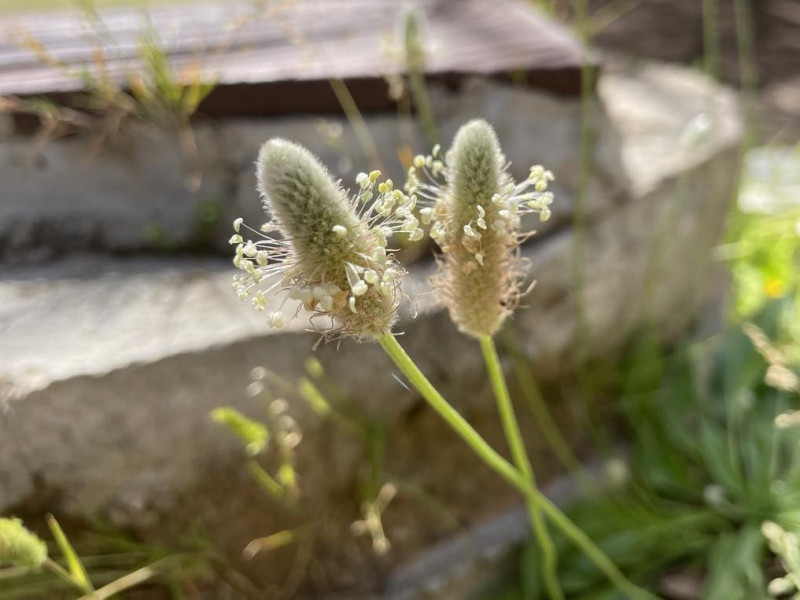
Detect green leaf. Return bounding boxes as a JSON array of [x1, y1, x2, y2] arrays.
[[705, 524, 767, 600], [297, 378, 331, 417], [46, 514, 93, 593], [210, 407, 269, 456], [700, 420, 744, 494], [247, 461, 286, 500], [518, 537, 542, 600], [242, 527, 308, 560]]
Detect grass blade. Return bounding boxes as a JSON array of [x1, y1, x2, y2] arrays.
[[46, 514, 94, 593]]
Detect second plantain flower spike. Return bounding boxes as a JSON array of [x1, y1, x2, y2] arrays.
[[231, 139, 423, 340], [408, 119, 554, 338]]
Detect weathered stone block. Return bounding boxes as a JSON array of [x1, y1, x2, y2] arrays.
[[0, 125, 231, 259]]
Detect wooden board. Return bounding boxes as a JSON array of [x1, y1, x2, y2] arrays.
[[0, 0, 594, 116]]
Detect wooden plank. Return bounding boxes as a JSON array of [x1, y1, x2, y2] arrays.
[[0, 0, 594, 116]]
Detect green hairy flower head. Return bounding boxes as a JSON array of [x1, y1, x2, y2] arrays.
[[231, 139, 422, 340], [0, 518, 47, 569], [407, 119, 554, 338]]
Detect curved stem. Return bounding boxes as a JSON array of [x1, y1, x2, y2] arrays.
[[379, 333, 657, 600], [380, 334, 522, 484], [480, 335, 562, 600]]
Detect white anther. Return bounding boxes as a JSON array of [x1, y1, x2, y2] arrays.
[[420, 207, 434, 225], [267, 311, 286, 328], [364, 269, 379, 285]]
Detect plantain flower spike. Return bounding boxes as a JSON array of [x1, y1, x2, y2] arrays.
[[0, 518, 47, 569], [231, 139, 423, 340], [407, 119, 554, 338]]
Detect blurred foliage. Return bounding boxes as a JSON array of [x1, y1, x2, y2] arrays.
[[725, 204, 800, 335], [7, 0, 216, 130], [212, 358, 461, 566], [211, 407, 270, 457], [2, 0, 216, 188], [402, 7, 438, 148], [497, 297, 800, 599], [497, 153, 800, 595], [0, 516, 220, 599]]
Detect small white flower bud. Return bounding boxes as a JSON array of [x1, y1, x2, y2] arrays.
[[409, 228, 424, 242]]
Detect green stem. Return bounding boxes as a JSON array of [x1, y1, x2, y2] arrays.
[[702, 0, 720, 80], [44, 558, 85, 593], [480, 335, 563, 600], [501, 328, 585, 475], [379, 334, 657, 600], [732, 0, 758, 146], [328, 77, 384, 172], [570, 0, 611, 455], [404, 8, 439, 147], [380, 334, 520, 484]]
